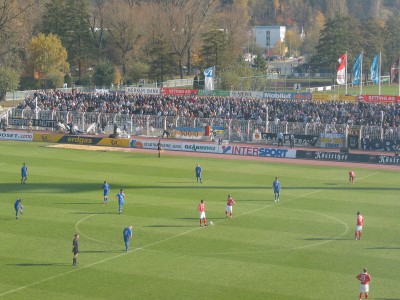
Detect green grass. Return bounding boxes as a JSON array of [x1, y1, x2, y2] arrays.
[[323, 83, 400, 96], [0, 141, 399, 299]]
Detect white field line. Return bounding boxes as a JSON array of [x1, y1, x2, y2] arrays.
[[0, 172, 378, 297]]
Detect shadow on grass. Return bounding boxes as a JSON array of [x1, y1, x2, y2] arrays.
[[10, 263, 70, 267], [2, 183, 400, 193], [179, 217, 226, 220], [303, 238, 352, 241], [142, 225, 193, 228], [366, 246, 400, 250], [239, 199, 272, 202], [69, 212, 116, 215], [374, 298, 400, 300], [79, 250, 121, 253], [54, 202, 100, 205]]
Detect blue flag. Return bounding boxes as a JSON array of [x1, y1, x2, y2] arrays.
[[204, 67, 214, 78], [370, 54, 379, 84], [204, 67, 215, 91], [352, 54, 362, 85]]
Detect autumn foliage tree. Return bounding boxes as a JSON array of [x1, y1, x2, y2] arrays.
[[27, 33, 69, 89]]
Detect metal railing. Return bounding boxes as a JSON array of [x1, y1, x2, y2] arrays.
[[5, 108, 400, 149]]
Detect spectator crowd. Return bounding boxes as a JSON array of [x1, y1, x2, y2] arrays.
[[17, 91, 400, 128]]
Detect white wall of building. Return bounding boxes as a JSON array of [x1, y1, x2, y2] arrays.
[[250, 26, 286, 53]]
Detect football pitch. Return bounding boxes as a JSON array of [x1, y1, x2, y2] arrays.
[[0, 141, 399, 299]]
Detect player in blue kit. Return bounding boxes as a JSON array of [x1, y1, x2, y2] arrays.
[[272, 177, 281, 202], [14, 198, 23, 219], [116, 189, 125, 214], [195, 163, 202, 183], [102, 180, 110, 204], [123, 225, 133, 252], [21, 163, 28, 184]]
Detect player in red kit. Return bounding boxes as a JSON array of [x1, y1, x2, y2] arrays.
[[225, 194, 235, 219], [355, 211, 364, 240], [349, 170, 356, 184], [357, 268, 371, 300], [197, 199, 207, 227]]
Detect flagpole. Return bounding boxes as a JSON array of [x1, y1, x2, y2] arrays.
[[345, 51, 348, 94], [379, 51, 381, 95], [398, 56, 400, 97], [360, 52, 363, 95]]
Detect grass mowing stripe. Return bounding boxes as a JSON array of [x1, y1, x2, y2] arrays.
[[3, 171, 377, 296]]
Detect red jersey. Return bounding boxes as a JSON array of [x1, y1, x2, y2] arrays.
[[357, 272, 371, 285], [197, 203, 205, 212], [349, 171, 355, 178], [357, 214, 364, 226], [226, 197, 235, 206]]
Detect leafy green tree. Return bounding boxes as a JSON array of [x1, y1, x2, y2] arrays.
[[310, 15, 362, 72], [359, 19, 386, 74], [201, 29, 230, 70], [42, 0, 96, 80], [219, 62, 253, 90], [0, 67, 20, 100], [27, 33, 69, 89], [384, 15, 400, 71], [253, 54, 266, 70], [94, 60, 115, 87], [146, 35, 177, 83]]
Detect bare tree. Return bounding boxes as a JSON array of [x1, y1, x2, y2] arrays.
[[160, 0, 217, 78], [89, 0, 107, 49], [104, 0, 146, 80], [0, 0, 43, 66]]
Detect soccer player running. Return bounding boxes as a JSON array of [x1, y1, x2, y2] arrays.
[[197, 199, 207, 227], [349, 170, 356, 184], [195, 163, 202, 183], [102, 180, 110, 204], [356, 268, 371, 300], [123, 225, 133, 252], [14, 198, 23, 219], [116, 189, 125, 214], [272, 177, 281, 202], [355, 211, 364, 240], [21, 162, 28, 184], [72, 234, 79, 266], [225, 194, 235, 219]]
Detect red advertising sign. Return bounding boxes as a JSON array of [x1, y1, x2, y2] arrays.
[[160, 88, 198, 96], [357, 94, 399, 103]]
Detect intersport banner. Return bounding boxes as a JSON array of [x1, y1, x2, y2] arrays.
[[0, 131, 33, 141], [129, 138, 296, 158]]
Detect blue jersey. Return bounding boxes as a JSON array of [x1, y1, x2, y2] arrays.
[[103, 183, 110, 196], [123, 227, 132, 241], [195, 166, 202, 176], [14, 199, 22, 210], [21, 166, 27, 176], [273, 180, 281, 192], [116, 192, 125, 205]]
